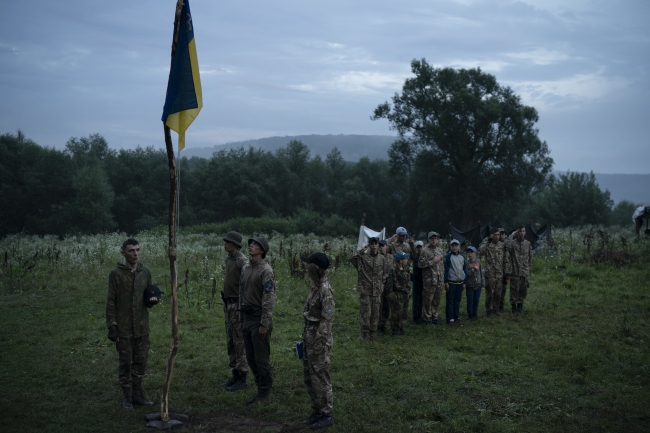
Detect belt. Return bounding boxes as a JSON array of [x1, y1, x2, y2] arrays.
[[449, 281, 464, 284], [305, 320, 320, 326]]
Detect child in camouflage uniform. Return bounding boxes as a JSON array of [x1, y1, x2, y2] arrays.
[[300, 252, 335, 430], [385, 252, 412, 336]]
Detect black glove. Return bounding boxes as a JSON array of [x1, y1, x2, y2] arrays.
[[108, 326, 118, 342]]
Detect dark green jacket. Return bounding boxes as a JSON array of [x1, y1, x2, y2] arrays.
[[106, 262, 153, 338]]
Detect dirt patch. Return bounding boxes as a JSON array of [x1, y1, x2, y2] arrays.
[[176, 414, 302, 433]]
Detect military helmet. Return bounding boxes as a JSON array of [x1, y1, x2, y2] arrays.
[[248, 237, 270, 255], [223, 231, 243, 248], [144, 284, 163, 308]]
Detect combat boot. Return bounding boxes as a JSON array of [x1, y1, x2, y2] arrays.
[[245, 392, 260, 406], [376, 326, 385, 336], [512, 304, 517, 314], [311, 414, 334, 430], [362, 332, 371, 342], [121, 387, 133, 410], [221, 370, 238, 387], [132, 385, 154, 406], [227, 372, 248, 392], [303, 410, 321, 425], [256, 389, 271, 406], [517, 303, 524, 313]]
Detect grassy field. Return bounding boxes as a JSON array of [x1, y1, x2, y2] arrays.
[[1, 228, 649, 432]]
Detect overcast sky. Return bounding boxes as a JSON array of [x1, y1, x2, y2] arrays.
[[1, 0, 648, 173]]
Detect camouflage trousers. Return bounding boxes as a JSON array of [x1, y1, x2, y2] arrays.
[[224, 299, 249, 373], [359, 294, 381, 333], [389, 291, 410, 332], [302, 324, 333, 416], [116, 334, 150, 388], [509, 276, 529, 304], [422, 280, 443, 321], [378, 285, 390, 330], [484, 278, 502, 314]]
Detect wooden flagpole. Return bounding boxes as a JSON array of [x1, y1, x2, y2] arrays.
[[160, 0, 183, 423]]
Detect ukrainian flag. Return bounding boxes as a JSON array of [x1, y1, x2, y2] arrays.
[[162, 0, 202, 151]]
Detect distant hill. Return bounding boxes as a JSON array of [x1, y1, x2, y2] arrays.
[[182, 134, 397, 161], [183, 134, 648, 205]]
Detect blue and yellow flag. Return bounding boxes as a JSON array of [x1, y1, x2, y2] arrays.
[[162, 0, 202, 151]]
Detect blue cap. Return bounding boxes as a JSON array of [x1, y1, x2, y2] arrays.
[[394, 251, 410, 262], [450, 239, 460, 245], [466, 246, 477, 253], [396, 227, 407, 235]]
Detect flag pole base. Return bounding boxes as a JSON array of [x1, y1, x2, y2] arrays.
[[145, 412, 188, 429]]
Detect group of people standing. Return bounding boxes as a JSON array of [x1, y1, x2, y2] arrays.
[[105, 225, 531, 431], [349, 225, 533, 339], [106, 233, 335, 430]]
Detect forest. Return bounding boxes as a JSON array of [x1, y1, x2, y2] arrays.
[[0, 129, 638, 239]]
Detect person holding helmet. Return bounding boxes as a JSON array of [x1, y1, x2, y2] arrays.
[[239, 237, 275, 405], [300, 252, 335, 430]]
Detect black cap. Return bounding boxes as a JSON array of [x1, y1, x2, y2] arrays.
[[300, 252, 330, 270], [368, 237, 379, 243], [144, 284, 163, 308], [223, 231, 243, 248], [378, 239, 387, 246]]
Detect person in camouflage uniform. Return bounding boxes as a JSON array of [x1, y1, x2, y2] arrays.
[[478, 228, 507, 318], [418, 232, 445, 325], [220, 231, 250, 392], [377, 239, 394, 336], [498, 228, 509, 313], [300, 253, 335, 430], [106, 238, 159, 409], [349, 237, 386, 341], [387, 226, 414, 261], [385, 252, 412, 336], [240, 237, 275, 405], [411, 241, 424, 324], [505, 226, 532, 313]]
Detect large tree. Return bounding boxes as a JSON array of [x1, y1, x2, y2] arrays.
[[372, 59, 553, 228]]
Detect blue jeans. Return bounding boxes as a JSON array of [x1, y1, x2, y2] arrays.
[[445, 284, 464, 322], [466, 286, 481, 317]]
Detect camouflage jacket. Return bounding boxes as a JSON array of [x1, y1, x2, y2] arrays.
[[223, 250, 249, 298], [478, 238, 507, 280], [349, 249, 386, 296], [387, 239, 413, 261], [385, 266, 412, 294], [418, 244, 444, 283], [505, 236, 532, 277], [106, 262, 153, 338], [239, 259, 275, 328], [303, 275, 335, 352], [381, 252, 395, 285]]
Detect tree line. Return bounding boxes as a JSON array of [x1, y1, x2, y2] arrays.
[[0, 130, 634, 239], [0, 61, 638, 239]]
